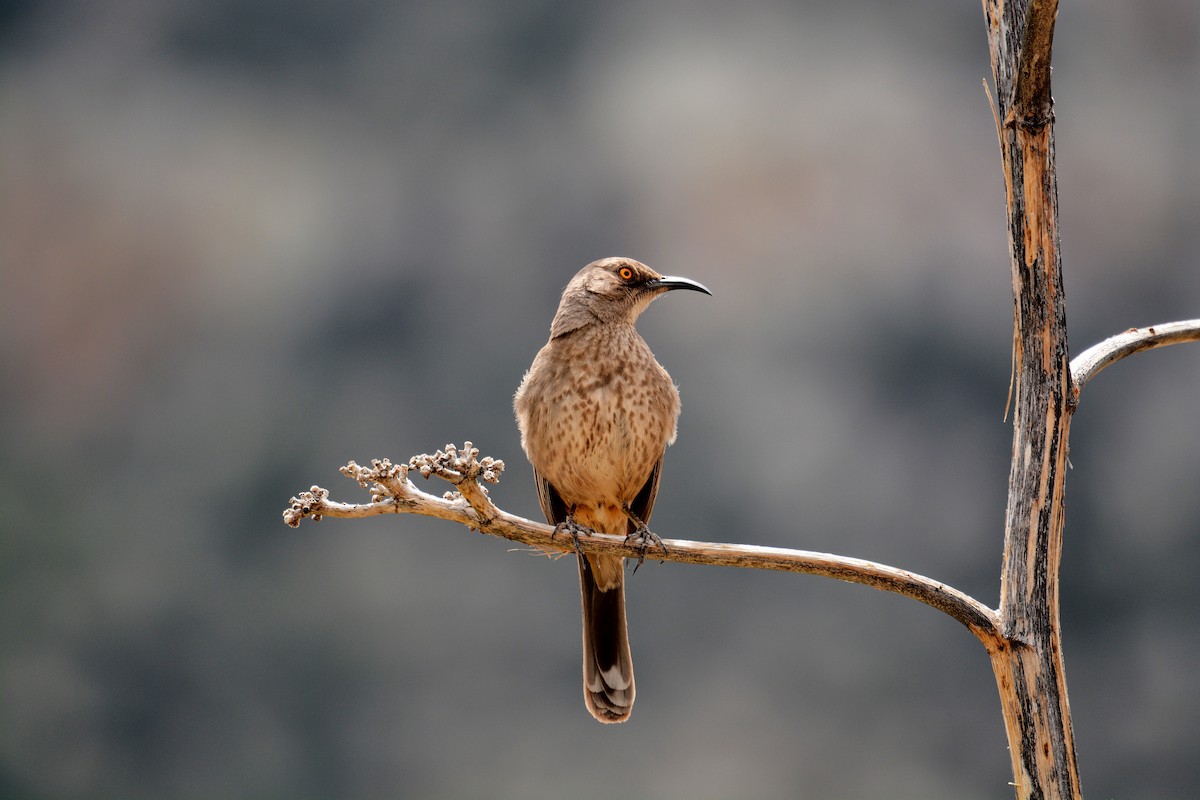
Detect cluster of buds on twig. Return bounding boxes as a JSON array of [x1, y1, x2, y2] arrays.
[[409, 442, 504, 496], [340, 458, 410, 503], [283, 486, 330, 527], [282, 443, 506, 528]]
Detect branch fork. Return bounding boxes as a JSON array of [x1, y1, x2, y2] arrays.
[[279, 0, 1200, 785], [283, 443, 506, 532]]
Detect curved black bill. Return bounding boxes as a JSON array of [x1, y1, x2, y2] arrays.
[[651, 275, 712, 296]]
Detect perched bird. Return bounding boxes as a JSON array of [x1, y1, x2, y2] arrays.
[[514, 257, 710, 723]]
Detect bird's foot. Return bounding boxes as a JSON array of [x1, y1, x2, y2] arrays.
[[625, 523, 668, 573], [552, 517, 594, 561]]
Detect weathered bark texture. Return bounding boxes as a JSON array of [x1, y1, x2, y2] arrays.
[[981, 0, 1082, 797]]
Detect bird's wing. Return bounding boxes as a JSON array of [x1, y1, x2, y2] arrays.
[[628, 453, 665, 529], [534, 468, 569, 525]]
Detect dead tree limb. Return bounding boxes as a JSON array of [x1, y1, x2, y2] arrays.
[[283, 445, 1000, 639], [980, 0, 1087, 795]]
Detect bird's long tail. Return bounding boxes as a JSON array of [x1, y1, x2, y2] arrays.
[[578, 554, 634, 723]]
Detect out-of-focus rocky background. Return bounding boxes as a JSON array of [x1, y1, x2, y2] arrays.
[[2, 1, 1198, 797]]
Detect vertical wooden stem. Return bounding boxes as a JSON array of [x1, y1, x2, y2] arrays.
[[981, 0, 1082, 797]]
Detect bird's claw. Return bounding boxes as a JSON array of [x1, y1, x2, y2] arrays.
[[625, 525, 668, 573], [553, 517, 594, 561]]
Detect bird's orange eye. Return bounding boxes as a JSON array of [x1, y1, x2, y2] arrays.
[[618, 266, 634, 281]]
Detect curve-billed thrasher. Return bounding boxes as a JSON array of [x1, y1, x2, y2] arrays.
[[514, 257, 710, 723]]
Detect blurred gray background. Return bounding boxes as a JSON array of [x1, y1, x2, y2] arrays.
[[2, 1, 1199, 798]]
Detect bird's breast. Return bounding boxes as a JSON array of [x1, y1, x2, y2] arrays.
[[519, 339, 680, 508]]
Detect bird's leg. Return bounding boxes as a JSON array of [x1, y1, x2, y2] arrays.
[[622, 506, 668, 572], [552, 507, 593, 561]]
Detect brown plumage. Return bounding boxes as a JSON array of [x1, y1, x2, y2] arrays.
[[514, 257, 710, 723]]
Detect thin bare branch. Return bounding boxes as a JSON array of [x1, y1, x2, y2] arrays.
[[284, 444, 1000, 641], [1070, 319, 1200, 396]]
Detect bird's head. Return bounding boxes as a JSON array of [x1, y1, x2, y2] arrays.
[[550, 257, 711, 338]]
